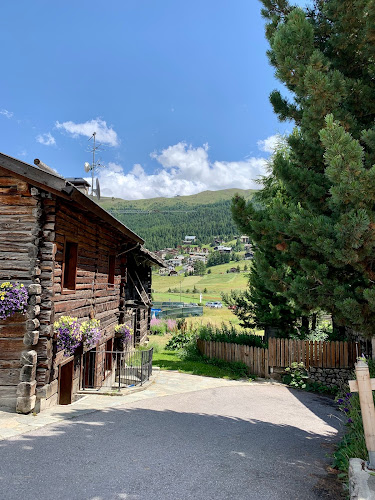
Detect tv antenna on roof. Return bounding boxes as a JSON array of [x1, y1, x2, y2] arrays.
[[84, 132, 104, 200]]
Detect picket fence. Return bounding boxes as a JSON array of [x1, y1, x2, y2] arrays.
[[196, 337, 358, 378]]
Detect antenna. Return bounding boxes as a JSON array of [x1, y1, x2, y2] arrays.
[[84, 132, 105, 199]]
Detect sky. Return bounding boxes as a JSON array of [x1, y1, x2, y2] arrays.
[[0, 0, 308, 200]]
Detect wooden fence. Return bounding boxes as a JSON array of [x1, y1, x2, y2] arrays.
[[196, 338, 358, 378], [268, 338, 357, 370], [197, 339, 269, 378]]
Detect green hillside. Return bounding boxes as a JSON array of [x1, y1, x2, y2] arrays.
[[99, 188, 256, 250]]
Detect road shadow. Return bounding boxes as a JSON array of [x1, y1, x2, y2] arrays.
[[0, 398, 344, 500]]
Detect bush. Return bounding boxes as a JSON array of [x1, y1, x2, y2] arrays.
[[197, 323, 267, 348], [332, 360, 375, 476], [165, 330, 196, 351], [282, 362, 309, 389], [166, 319, 177, 333], [150, 318, 165, 335]]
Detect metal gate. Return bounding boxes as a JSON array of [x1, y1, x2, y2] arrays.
[[81, 348, 153, 391]]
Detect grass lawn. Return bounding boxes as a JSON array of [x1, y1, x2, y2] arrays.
[[148, 335, 253, 380], [152, 260, 249, 304]]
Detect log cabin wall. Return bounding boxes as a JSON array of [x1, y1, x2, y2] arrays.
[[35, 197, 130, 411], [0, 171, 43, 413]]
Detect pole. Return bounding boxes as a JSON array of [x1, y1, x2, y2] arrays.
[[355, 360, 375, 468]]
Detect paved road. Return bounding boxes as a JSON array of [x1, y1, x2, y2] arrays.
[[0, 377, 343, 500]]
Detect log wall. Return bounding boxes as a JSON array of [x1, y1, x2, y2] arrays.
[[36, 197, 130, 410], [0, 171, 42, 412]]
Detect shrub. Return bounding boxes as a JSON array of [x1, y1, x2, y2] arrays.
[[150, 318, 165, 335], [332, 360, 375, 476], [166, 319, 177, 333], [197, 323, 267, 348], [282, 362, 309, 389], [165, 330, 196, 351]]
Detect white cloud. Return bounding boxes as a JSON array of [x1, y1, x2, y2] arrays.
[[0, 109, 13, 119], [257, 134, 282, 153], [36, 132, 56, 146], [94, 141, 267, 200], [55, 118, 119, 146]]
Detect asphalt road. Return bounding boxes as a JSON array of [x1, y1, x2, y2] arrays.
[[0, 383, 343, 500]]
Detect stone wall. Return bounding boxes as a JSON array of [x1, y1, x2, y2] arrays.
[[308, 366, 353, 390]]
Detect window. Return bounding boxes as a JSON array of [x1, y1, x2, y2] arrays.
[[63, 241, 78, 290], [108, 255, 116, 286]]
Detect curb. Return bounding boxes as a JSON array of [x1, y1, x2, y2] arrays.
[[77, 366, 161, 397]]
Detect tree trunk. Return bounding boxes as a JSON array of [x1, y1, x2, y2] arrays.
[[301, 316, 309, 336], [332, 317, 348, 341]]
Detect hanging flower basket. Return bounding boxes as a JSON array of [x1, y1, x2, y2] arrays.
[[54, 316, 82, 357], [81, 319, 101, 350], [115, 323, 133, 347], [0, 282, 28, 321]]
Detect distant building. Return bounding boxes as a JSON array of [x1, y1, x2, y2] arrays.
[[240, 235, 250, 244], [244, 252, 254, 260], [184, 236, 196, 242], [214, 246, 232, 253]]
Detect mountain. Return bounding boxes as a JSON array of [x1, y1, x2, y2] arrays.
[[98, 188, 256, 250]]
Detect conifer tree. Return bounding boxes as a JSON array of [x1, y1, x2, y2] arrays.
[[232, 0, 375, 336]]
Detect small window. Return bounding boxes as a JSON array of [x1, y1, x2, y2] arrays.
[[63, 241, 78, 290], [108, 255, 116, 285]]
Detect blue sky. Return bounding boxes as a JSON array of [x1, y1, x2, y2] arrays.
[[0, 0, 308, 199]]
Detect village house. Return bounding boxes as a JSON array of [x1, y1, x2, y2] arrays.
[[214, 245, 232, 254], [0, 153, 164, 414], [183, 235, 196, 244]]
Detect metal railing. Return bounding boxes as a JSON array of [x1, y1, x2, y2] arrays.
[[80, 348, 153, 392]]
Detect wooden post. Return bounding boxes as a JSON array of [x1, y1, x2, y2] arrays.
[[349, 360, 375, 469]]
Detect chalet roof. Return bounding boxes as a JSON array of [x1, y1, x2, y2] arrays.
[[0, 152, 144, 245], [135, 246, 167, 268]]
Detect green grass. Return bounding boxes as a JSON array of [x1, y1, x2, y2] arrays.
[[153, 260, 249, 299], [152, 261, 250, 327], [148, 335, 254, 380]]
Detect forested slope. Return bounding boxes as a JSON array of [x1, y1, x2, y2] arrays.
[[98, 188, 255, 250]]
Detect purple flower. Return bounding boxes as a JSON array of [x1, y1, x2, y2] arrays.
[[337, 399, 344, 404], [0, 282, 28, 320], [348, 418, 353, 424], [343, 408, 349, 413], [114, 323, 133, 345], [81, 319, 101, 349], [54, 316, 82, 357]]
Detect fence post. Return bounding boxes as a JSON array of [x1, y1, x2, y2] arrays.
[[349, 360, 375, 469]]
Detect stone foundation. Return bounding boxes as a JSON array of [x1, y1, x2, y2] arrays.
[[308, 366, 352, 390]]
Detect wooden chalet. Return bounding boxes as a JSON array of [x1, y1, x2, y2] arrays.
[[0, 153, 165, 414]]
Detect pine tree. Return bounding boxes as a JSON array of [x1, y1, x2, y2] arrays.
[[233, 0, 375, 336]]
